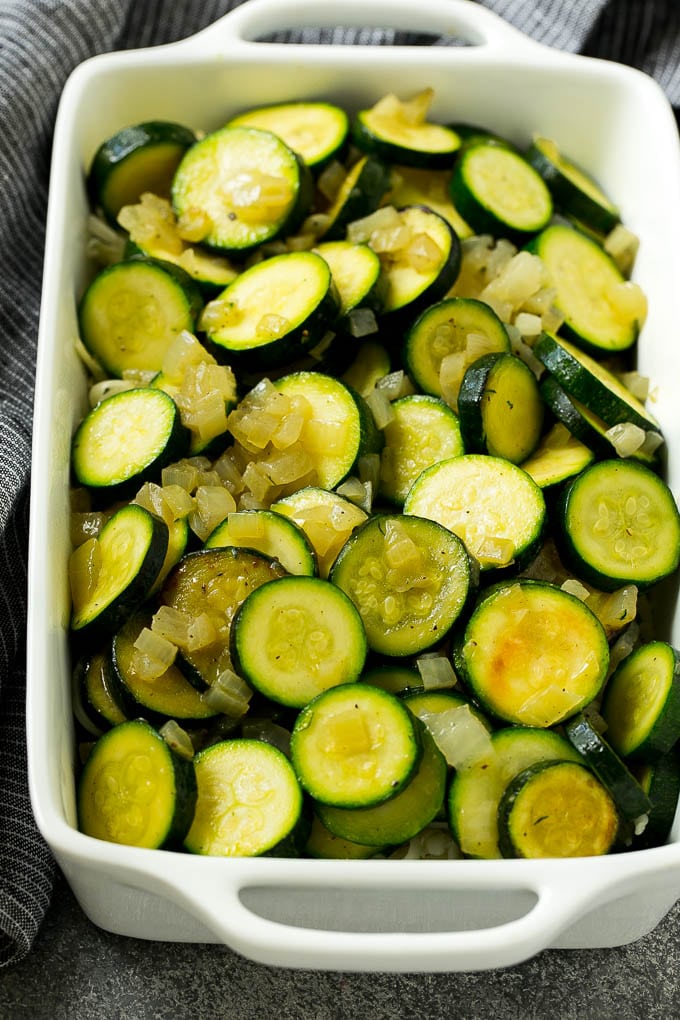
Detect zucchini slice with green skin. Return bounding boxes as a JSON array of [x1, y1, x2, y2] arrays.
[[312, 240, 385, 320], [271, 486, 368, 579], [291, 683, 421, 809], [534, 333, 661, 434], [497, 759, 619, 859], [458, 352, 544, 464], [203, 251, 339, 371], [148, 517, 190, 595], [384, 165, 473, 240], [227, 101, 349, 171], [78, 718, 197, 848], [539, 374, 659, 465], [316, 725, 446, 845], [519, 423, 594, 490], [564, 713, 653, 821], [352, 103, 461, 170], [330, 514, 471, 658], [341, 341, 391, 398], [78, 257, 203, 377], [379, 395, 465, 505], [377, 205, 461, 320], [527, 135, 620, 236], [448, 726, 582, 859], [321, 155, 392, 241], [78, 651, 127, 730], [631, 751, 680, 849], [362, 664, 424, 697], [403, 690, 491, 741], [449, 141, 553, 240], [172, 126, 313, 253], [70, 504, 168, 642], [72, 388, 189, 498], [159, 547, 287, 688], [305, 814, 381, 859], [458, 579, 609, 728], [404, 296, 510, 400], [403, 454, 546, 572], [184, 739, 303, 857], [110, 609, 220, 723], [87, 120, 197, 224], [205, 509, 316, 576], [556, 459, 680, 591], [123, 236, 238, 298], [601, 642, 680, 760], [528, 226, 643, 354], [273, 371, 381, 490], [231, 576, 367, 708]]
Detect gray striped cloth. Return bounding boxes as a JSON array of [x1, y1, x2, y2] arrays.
[[0, 0, 678, 967]]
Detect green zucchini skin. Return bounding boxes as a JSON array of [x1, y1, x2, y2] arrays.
[[205, 509, 317, 576], [78, 719, 197, 849], [226, 100, 350, 172], [564, 713, 653, 822], [322, 155, 393, 241], [352, 110, 461, 170], [601, 642, 680, 761], [526, 135, 620, 236], [632, 751, 680, 849], [87, 120, 197, 224], [70, 505, 169, 646], [497, 759, 619, 859]]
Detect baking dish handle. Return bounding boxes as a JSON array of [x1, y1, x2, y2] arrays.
[[178, 0, 546, 56], [165, 861, 615, 972]]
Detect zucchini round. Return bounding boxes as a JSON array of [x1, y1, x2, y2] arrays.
[[527, 135, 620, 236], [378, 395, 465, 505], [564, 713, 652, 821], [227, 101, 349, 171], [205, 509, 316, 576], [601, 641, 680, 760]]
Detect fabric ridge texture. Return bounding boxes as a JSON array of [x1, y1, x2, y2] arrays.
[[0, 0, 678, 967]]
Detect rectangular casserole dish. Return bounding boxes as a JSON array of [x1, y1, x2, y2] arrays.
[[27, 0, 680, 972]]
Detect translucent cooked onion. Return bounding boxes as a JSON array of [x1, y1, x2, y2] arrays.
[[366, 386, 395, 429], [189, 485, 237, 540], [317, 160, 346, 202], [151, 605, 192, 647], [419, 705, 494, 770], [347, 307, 378, 338], [259, 447, 314, 486], [89, 378, 135, 407], [604, 223, 640, 277], [416, 655, 458, 690], [86, 214, 127, 266], [117, 193, 184, 255], [605, 422, 647, 457], [202, 668, 252, 717], [619, 371, 650, 402], [335, 477, 372, 512], [357, 453, 381, 491], [606, 280, 648, 327], [561, 578, 591, 602], [347, 205, 402, 245], [514, 311, 543, 337], [256, 313, 291, 339], [405, 232, 442, 272], [159, 720, 195, 760], [133, 627, 177, 675]]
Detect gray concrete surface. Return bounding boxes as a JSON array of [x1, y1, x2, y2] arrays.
[[0, 869, 679, 1019]]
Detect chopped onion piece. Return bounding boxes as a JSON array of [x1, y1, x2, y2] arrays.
[[203, 668, 252, 718], [366, 386, 395, 429], [514, 311, 543, 337], [190, 485, 237, 540], [317, 160, 346, 202], [88, 378, 135, 407], [608, 621, 640, 676], [376, 370, 407, 401], [581, 701, 609, 736], [416, 655, 458, 690], [561, 578, 591, 602], [419, 705, 493, 770], [633, 813, 649, 836], [151, 605, 192, 647], [347, 205, 402, 245], [605, 422, 646, 458], [256, 313, 291, 339], [606, 280, 648, 328], [405, 232, 442, 273], [87, 214, 127, 265], [162, 459, 200, 494], [357, 453, 381, 491], [619, 371, 649, 402], [639, 430, 664, 458], [159, 720, 195, 761], [133, 627, 177, 674], [347, 307, 378, 338], [74, 335, 106, 381], [335, 476, 372, 512], [604, 223, 640, 277], [186, 612, 219, 652]]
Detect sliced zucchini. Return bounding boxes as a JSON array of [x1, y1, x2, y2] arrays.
[[375, 205, 461, 319], [321, 155, 392, 241], [205, 509, 316, 576], [87, 120, 196, 224], [172, 126, 313, 252], [273, 371, 381, 490], [448, 725, 581, 859], [148, 517, 190, 595], [556, 459, 680, 591], [458, 579, 609, 727], [378, 395, 464, 505], [79, 651, 127, 730], [403, 454, 546, 572], [527, 135, 620, 236], [519, 423, 594, 490], [631, 752, 680, 849], [70, 504, 168, 642], [202, 251, 339, 370], [110, 609, 220, 723], [78, 719, 197, 848], [353, 90, 460, 170], [231, 576, 367, 708], [564, 713, 652, 821], [403, 296, 510, 401], [403, 689, 491, 744], [184, 739, 303, 857], [227, 101, 349, 171], [316, 725, 446, 845], [330, 514, 470, 657], [159, 547, 287, 687], [383, 165, 473, 239], [72, 388, 189, 497], [362, 664, 423, 697], [341, 341, 391, 398], [601, 641, 680, 760], [122, 223, 238, 297], [312, 240, 384, 320], [529, 225, 645, 354], [78, 257, 203, 377], [290, 683, 421, 808], [457, 352, 544, 464], [305, 814, 380, 859], [498, 759, 619, 859], [271, 486, 368, 579], [449, 140, 553, 240], [534, 333, 661, 433]]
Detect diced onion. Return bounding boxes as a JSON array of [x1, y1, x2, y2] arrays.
[[159, 720, 195, 760], [366, 386, 395, 429], [605, 422, 646, 458], [419, 705, 494, 770], [561, 578, 591, 602], [416, 655, 458, 690], [347, 307, 378, 338]]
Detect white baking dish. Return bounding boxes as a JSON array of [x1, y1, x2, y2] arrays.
[[27, 0, 680, 972]]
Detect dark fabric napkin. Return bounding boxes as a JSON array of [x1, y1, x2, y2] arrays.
[[0, 0, 678, 968]]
